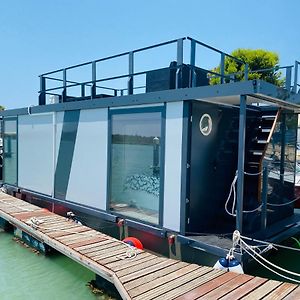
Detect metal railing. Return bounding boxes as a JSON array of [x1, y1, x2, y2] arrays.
[[38, 37, 299, 105]]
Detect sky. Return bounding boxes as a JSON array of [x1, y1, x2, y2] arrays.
[[0, 0, 299, 109]]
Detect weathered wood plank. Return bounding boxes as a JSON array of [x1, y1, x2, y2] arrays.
[[218, 276, 268, 300], [107, 253, 156, 272], [129, 264, 200, 298], [75, 239, 117, 252], [67, 237, 108, 249], [133, 265, 209, 300], [78, 240, 119, 254], [125, 261, 188, 291], [159, 269, 224, 300], [117, 257, 168, 278], [263, 282, 297, 300], [277, 285, 300, 300], [47, 227, 91, 238], [241, 280, 282, 300], [87, 244, 126, 258], [119, 259, 178, 284], [176, 271, 239, 300], [199, 274, 254, 300]]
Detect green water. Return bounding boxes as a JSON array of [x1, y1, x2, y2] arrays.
[[0, 230, 110, 300]]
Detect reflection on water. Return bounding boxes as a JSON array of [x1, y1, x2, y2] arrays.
[[0, 230, 111, 300]]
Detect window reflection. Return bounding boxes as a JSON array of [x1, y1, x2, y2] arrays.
[[109, 111, 162, 224]]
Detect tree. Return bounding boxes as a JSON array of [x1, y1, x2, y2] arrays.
[[211, 48, 284, 86], [0, 105, 4, 110]]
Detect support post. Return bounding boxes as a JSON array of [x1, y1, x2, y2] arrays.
[[176, 38, 184, 89], [190, 39, 196, 87], [261, 162, 268, 235], [236, 95, 247, 233], [62, 69, 67, 103], [280, 113, 286, 184], [128, 52, 134, 95], [39, 76, 46, 105], [293, 61, 299, 94], [220, 53, 225, 84], [91, 61, 96, 98]]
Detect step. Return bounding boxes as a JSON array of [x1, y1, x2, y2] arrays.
[[260, 127, 272, 133], [256, 140, 268, 144], [250, 150, 264, 155], [261, 115, 276, 120]]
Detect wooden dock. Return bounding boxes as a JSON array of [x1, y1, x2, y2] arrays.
[[0, 192, 299, 299]]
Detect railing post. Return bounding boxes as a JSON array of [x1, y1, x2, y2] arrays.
[[128, 51, 134, 95], [244, 64, 249, 81], [91, 61, 96, 98], [81, 83, 85, 98], [236, 94, 247, 233], [285, 66, 292, 93], [176, 38, 184, 89], [39, 76, 46, 105], [293, 61, 298, 94], [260, 162, 268, 235], [190, 39, 196, 87], [62, 69, 67, 103], [220, 53, 225, 84]]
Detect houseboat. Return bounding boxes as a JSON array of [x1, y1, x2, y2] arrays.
[[1, 37, 300, 270]]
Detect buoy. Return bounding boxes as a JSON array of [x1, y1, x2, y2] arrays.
[[123, 237, 144, 250], [228, 257, 244, 274], [213, 257, 228, 271]]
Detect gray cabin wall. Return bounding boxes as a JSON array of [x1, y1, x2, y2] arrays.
[[9, 103, 185, 231]]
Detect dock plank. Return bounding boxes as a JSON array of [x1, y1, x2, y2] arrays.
[[129, 264, 200, 298], [241, 280, 282, 300], [159, 269, 224, 300], [262, 282, 297, 300], [278, 285, 300, 299], [125, 261, 188, 291], [198, 274, 253, 299], [173, 271, 239, 300], [219, 277, 268, 300], [119, 259, 178, 284], [133, 265, 208, 300]]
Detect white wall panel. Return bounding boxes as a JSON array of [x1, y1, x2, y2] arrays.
[[66, 108, 108, 210], [163, 102, 183, 232], [18, 114, 54, 196]]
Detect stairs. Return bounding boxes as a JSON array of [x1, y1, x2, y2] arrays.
[[244, 109, 280, 203]]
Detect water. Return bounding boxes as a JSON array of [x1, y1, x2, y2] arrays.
[[0, 230, 111, 300]]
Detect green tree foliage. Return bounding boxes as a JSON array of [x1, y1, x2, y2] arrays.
[[0, 105, 4, 110], [211, 49, 284, 86]]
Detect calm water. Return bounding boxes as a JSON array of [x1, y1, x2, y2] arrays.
[[0, 230, 111, 300]]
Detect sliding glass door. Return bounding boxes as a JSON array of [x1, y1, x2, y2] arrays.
[[109, 107, 164, 225]]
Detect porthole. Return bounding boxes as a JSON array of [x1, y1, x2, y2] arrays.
[[199, 113, 212, 136]]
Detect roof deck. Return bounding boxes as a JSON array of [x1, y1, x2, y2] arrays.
[[36, 37, 300, 106]]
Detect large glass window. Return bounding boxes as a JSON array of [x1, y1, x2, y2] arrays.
[[3, 118, 17, 185], [109, 109, 163, 224]]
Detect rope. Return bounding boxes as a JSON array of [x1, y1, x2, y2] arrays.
[[267, 196, 300, 207], [232, 231, 300, 284], [225, 172, 262, 217]]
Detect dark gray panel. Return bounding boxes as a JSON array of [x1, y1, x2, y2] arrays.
[[54, 110, 80, 200]]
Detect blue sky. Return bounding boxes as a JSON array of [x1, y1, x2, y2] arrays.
[[0, 0, 299, 109]]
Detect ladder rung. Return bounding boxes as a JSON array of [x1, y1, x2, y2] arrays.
[[257, 140, 268, 144]]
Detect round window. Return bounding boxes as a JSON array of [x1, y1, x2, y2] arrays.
[[199, 113, 212, 136]]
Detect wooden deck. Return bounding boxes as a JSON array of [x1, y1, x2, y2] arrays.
[[0, 192, 299, 300]]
